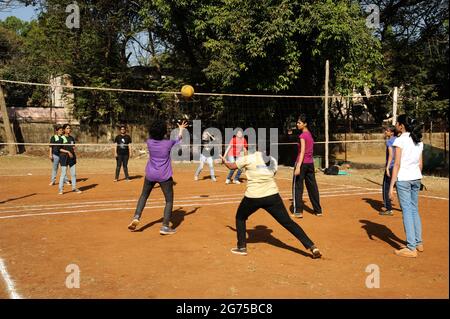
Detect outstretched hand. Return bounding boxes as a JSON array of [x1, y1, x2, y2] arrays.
[[177, 120, 188, 130]]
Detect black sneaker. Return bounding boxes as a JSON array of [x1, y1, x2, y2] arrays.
[[230, 247, 248, 255], [311, 247, 322, 259], [315, 212, 323, 217]]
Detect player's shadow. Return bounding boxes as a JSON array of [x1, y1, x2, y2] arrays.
[[362, 198, 401, 213], [0, 193, 36, 204], [128, 175, 143, 180], [363, 178, 382, 186], [359, 219, 406, 249], [226, 225, 313, 258], [134, 207, 200, 232], [78, 184, 98, 192]]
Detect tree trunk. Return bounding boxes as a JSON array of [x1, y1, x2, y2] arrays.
[[0, 85, 17, 155]]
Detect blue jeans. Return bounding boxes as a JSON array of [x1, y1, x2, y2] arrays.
[[226, 156, 242, 181], [195, 154, 215, 178], [396, 180, 422, 251], [51, 154, 68, 184], [59, 164, 77, 192]]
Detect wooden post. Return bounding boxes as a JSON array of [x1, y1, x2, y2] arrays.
[[324, 60, 330, 168], [392, 86, 398, 125], [0, 85, 17, 155]]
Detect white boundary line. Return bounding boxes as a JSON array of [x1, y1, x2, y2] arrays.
[[0, 258, 22, 299], [0, 188, 368, 214], [0, 191, 382, 220]]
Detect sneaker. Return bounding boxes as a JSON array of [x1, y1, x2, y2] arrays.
[[311, 247, 322, 259], [160, 226, 176, 235], [394, 247, 417, 258], [49, 182, 55, 186], [416, 244, 424, 252], [293, 212, 303, 219], [211, 177, 217, 182], [225, 179, 231, 184], [58, 191, 63, 195], [73, 188, 82, 194], [113, 179, 118, 182], [128, 219, 139, 231], [233, 180, 241, 184], [125, 178, 131, 182], [194, 176, 199, 181], [379, 210, 393, 216], [315, 212, 323, 217], [230, 247, 248, 255], [65, 181, 71, 185]]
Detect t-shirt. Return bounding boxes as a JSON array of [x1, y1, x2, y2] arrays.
[[297, 131, 314, 164], [201, 136, 214, 157], [145, 137, 181, 182], [114, 134, 132, 155], [49, 134, 64, 156], [385, 136, 397, 169], [236, 152, 279, 198], [393, 132, 423, 181], [228, 136, 248, 157], [59, 135, 76, 167]]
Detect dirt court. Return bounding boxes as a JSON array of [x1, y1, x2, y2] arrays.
[[0, 155, 448, 299]]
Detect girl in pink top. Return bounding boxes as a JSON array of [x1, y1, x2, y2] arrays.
[[292, 114, 322, 218]]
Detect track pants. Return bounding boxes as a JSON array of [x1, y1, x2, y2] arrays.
[[292, 163, 322, 214], [235, 193, 315, 249]]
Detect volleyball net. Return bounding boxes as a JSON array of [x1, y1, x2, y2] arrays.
[[0, 79, 447, 174]]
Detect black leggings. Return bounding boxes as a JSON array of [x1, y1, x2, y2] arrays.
[[235, 194, 315, 249], [292, 163, 322, 214], [115, 154, 129, 179], [133, 177, 173, 226]]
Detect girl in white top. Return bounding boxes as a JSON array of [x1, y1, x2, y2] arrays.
[[389, 114, 424, 258]]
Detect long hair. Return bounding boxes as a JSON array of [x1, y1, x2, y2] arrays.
[[397, 114, 422, 145]]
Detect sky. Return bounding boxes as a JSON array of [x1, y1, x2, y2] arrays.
[[0, 4, 38, 21]]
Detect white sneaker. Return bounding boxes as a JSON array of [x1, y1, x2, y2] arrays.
[[194, 176, 198, 181], [211, 177, 217, 182], [49, 182, 55, 186], [233, 180, 241, 184], [225, 179, 231, 184]]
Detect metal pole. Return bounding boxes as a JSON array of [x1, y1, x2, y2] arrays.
[[324, 60, 330, 168], [392, 86, 398, 125]]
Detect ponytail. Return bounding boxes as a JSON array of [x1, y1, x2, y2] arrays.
[[396, 114, 423, 145]]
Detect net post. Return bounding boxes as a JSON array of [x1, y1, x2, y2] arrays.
[[392, 86, 398, 125], [324, 60, 330, 168], [0, 85, 17, 155]]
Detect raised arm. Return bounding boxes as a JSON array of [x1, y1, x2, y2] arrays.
[[177, 120, 188, 139]]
